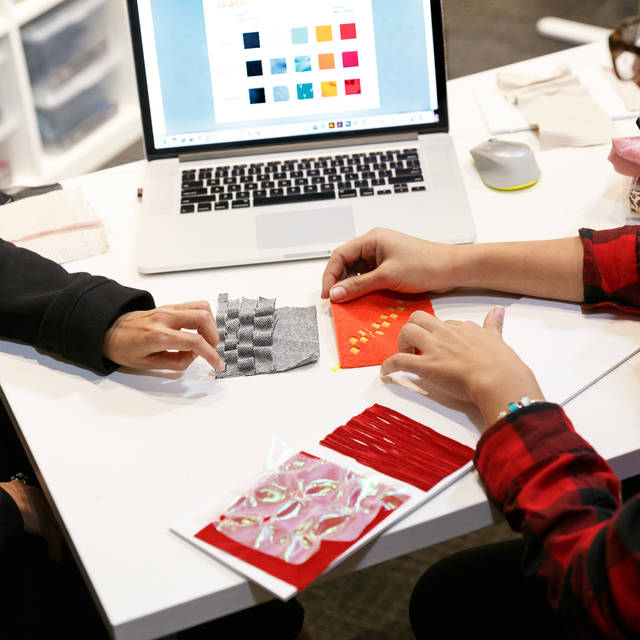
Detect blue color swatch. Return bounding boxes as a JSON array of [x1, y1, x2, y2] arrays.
[[291, 27, 308, 44], [243, 32, 260, 49], [249, 87, 266, 104], [270, 58, 287, 74], [273, 86, 290, 102], [296, 82, 313, 100], [294, 55, 312, 72], [246, 60, 263, 77]]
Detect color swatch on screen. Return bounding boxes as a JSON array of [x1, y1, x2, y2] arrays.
[[291, 27, 308, 44], [321, 81, 337, 97], [316, 25, 332, 42], [249, 88, 266, 104], [340, 23, 357, 39], [270, 58, 287, 74], [331, 291, 434, 368], [243, 31, 260, 49], [318, 53, 335, 70], [345, 78, 361, 95], [342, 51, 359, 68], [273, 86, 289, 102], [297, 83, 314, 100], [246, 60, 263, 77], [295, 55, 312, 72]]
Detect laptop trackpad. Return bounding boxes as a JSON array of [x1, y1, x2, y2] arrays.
[[256, 206, 355, 250]]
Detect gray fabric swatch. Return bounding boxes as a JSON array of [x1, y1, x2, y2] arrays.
[[272, 306, 319, 372], [214, 294, 318, 378]]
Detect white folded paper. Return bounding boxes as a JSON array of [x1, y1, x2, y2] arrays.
[[0, 188, 108, 263]]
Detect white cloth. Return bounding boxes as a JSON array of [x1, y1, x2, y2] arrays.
[[0, 188, 108, 263], [497, 64, 615, 149]]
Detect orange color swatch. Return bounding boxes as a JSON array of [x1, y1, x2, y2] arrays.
[[318, 53, 335, 70], [331, 290, 434, 368]]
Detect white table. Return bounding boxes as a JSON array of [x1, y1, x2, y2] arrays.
[[2, 41, 640, 640]]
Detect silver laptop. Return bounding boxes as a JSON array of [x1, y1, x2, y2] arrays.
[[127, 0, 475, 273]]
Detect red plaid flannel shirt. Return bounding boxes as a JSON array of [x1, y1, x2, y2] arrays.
[[475, 226, 640, 639]]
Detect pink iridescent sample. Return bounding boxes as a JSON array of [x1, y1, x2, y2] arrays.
[[213, 452, 408, 565]]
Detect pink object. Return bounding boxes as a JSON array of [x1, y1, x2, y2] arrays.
[[342, 51, 359, 68], [209, 452, 407, 566], [608, 137, 640, 177]]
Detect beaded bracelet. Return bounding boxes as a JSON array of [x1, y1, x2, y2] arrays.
[[497, 396, 544, 421]]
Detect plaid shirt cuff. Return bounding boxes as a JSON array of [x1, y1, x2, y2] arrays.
[[580, 226, 640, 313]]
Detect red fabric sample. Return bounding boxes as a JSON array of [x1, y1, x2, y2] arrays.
[[320, 404, 474, 492], [194, 451, 406, 592], [331, 290, 434, 368], [195, 503, 392, 592]]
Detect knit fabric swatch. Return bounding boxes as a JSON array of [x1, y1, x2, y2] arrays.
[[331, 290, 434, 369], [215, 294, 319, 378]]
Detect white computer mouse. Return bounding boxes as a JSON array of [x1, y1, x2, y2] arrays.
[[470, 138, 541, 190]]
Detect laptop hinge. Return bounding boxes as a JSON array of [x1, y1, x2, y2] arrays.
[[178, 131, 418, 163]]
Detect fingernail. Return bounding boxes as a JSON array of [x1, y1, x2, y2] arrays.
[[493, 306, 505, 321], [330, 286, 347, 301]]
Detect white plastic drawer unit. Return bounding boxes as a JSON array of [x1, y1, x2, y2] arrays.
[[34, 52, 118, 148], [22, 0, 108, 89]]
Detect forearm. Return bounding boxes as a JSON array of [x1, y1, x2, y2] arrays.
[[452, 237, 584, 302], [475, 405, 640, 637], [0, 239, 154, 372]]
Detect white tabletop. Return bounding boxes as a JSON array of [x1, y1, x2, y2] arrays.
[[2, 41, 640, 640]]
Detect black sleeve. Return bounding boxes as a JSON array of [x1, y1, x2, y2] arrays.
[[0, 238, 155, 373], [0, 486, 23, 552]]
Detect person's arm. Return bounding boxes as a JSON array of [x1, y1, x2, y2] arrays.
[[475, 404, 640, 638], [0, 239, 224, 372], [381, 306, 640, 637], [322, 226, 640, 313]]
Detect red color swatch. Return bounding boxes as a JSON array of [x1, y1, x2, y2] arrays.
[[320, 404, 475, 492], [342, 50, 359, 67], [331, 290, 434, 368], [340, 23, 357, 39], [345, 78, 361, 95]]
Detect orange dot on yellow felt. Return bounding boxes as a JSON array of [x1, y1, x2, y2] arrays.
[[389, 313, 398, 319], [318, 53, 335, 70], [382, 321, 390, 327], [375, 330, 384, 335], [358, 329, 366, 336], [350, 346, 360, 354], [359, 337, 368, 343], [372, 322, 380, 329], [348, 337, 358, 345]]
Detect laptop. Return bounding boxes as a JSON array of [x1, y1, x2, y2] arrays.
[[127, 0, 476, 274]]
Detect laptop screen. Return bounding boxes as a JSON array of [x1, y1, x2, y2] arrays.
[[130, 0, 448, 156]]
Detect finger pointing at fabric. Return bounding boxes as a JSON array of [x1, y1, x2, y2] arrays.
[[381, 307, 544, 428], [102, 301, 225, 371]]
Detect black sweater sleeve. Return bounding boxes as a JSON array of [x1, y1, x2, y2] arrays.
[[0, 486, 23, 549], [0, 238, 155, 373]]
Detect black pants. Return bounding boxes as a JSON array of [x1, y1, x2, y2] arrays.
[[0, 403, 304, 639], [409, 538, 567, 640]]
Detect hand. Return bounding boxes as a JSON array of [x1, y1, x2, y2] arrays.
[[321, 227, 459, 302], [381, 307, 544, 428], [103, 301, 224, 371], [0, 479, 62, 561]]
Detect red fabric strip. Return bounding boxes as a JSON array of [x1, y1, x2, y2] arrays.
[[320, 404, 474, 493], [195, 498, 394, 592]]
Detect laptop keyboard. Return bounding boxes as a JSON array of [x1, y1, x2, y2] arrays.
[[179, 148, 425, 213]]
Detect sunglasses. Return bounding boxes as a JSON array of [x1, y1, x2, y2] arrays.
[[610, 16, 640, 83]]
